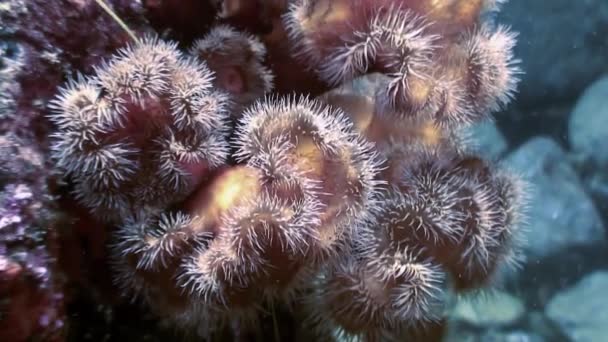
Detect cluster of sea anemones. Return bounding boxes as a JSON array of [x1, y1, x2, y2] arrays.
[[3, 0, 527, 340]]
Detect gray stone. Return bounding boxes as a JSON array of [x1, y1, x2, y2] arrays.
[[443, 328, 477, 342], [504, 137, 605, 259], [569, 76, 608, 168], [451, 291, 525, 327], [497, 0, 608, 105], [349, 73, 386, 96], [466, 120, 509, 160], [568, 77, 608, 220], [479, 330, 546, 342], [586, 173, 608, 216], [546, 271, 608, 342]]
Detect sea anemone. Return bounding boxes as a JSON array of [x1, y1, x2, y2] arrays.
[[35, 0, 530, 340], [190, 25, 274, 113], [283, 0, 520, 125], [48, 37, 231, 220], [234, 95, 383, 260]]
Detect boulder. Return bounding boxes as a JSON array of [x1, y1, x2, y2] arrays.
[[546, 271, 608, 341], [504, 137, 605, 260], [568, 76, 608, 221], [569, 76, 608, 168], [466, 120, 509, 160], [451, 291, 525, 327]]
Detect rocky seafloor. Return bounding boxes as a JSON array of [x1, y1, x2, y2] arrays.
[[441, 1, 608, 340], [0, 0, 607, 341], [441, 77, 608, 342]]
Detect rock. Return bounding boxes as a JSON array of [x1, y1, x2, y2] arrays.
[[452, 291, 525, 327], [497, 0, 608, 106], [546, 271, 608, 341], [466, 120, 509, 160], [443, 328, 477, 342], [569, 76, 608, 167], [445, 329, 546, 342], [504, 137, 605, 259], [568, 76, 608, 221], [479, 330, 546, 342], [349, 73, 386, 95], [586, 173, 608, 219]]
